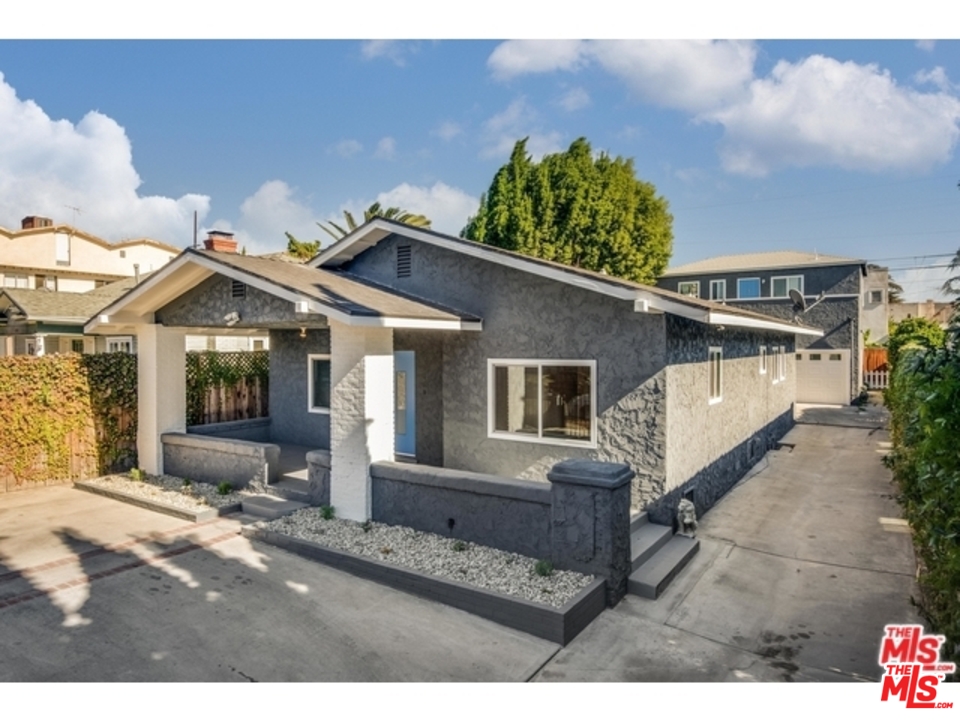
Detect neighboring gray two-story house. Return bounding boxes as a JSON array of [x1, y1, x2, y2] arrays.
[[88, 219, 821, 528], [657, 251, 878, 404]]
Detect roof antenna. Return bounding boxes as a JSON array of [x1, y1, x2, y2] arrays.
[[64, 205, 81, 229], [193, 210, 198, 249]]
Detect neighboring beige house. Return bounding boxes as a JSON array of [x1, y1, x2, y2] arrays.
[[862, 265, 890, 344], [1, 215, 180, 292], [889, 300, 955, 327], [0, 218, 267, 354]]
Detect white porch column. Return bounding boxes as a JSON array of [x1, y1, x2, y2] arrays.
[[329, 321, 394, 521], [137, 324, 186, 475]]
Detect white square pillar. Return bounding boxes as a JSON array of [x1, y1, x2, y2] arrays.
[[329, 321, 394, 521], [137, 324, 186, 475]]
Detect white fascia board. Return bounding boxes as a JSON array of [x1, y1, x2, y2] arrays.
[[708, 310, 824, 337], [347, 316, 482, 331]]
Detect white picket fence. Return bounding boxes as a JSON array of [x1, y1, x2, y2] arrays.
[[864, 369, 889, 389]]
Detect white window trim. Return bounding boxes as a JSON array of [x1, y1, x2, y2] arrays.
[[759, 346, 767, 375], [779, 345, 787, 382], [771, 274, 804, 298], [771, 346, 781, 384], [708, 346, 723, 405], [487, 359, 597, 449], [709, 279, 726, 301], [308, 353, 331, 414], [737, 277, 761, 299], [106, 335, 133, 353], [678, 281, 700, 298]]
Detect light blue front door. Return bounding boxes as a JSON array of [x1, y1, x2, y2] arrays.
[[394, 351, 416, 456]]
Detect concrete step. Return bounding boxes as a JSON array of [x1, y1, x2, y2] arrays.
[[629, 511, 649, 534], [265, 478, 313, 505], [630, 522, 673, 572], [241, 494, 308, 520], [627, 535, 700, 600]]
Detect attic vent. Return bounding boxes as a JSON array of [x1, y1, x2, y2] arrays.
[[397, 245, 412, 278], [231, 280, 246, 299]]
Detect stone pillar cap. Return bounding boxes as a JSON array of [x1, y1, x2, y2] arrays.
[[547, 459, 635, 489]]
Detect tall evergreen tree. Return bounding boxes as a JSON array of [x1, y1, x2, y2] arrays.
[[462, 138, 673, 285]]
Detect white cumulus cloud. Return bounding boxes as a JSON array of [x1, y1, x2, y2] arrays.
[[916, 40, 937, 52], [706, 55, 960, 176], [215, 180, 318, 255], [433, 120, 463, 141], [360, 40, 419, 67], [480, 98, 563, 160], [329, 139, 363, 158], [374, 136, 396, 160], [335, 182, 479, 237], [557, 87, 591, 112], [488, 40, 586, 80], [0, 72, 208, 246]]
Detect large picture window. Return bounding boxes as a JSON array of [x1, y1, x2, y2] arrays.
[[737, 278, 761, 299], [308, 354, 331, 413], [489, 360, 596, 446]]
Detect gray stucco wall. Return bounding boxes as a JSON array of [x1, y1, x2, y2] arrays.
[[344, 234, 668, 505], [155, 274, 329, 331], [658, 263, 863, 300], [393, 330, 444, 467], [268, 328, 330, 448], [659, 315, 795, 522]]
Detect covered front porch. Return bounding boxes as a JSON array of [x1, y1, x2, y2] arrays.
[[85, 244, 481, 520]]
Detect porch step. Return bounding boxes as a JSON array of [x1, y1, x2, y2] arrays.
[[630, 522, 674, 572], [241, 495, 308, 520], [265, 478, 313, 505], [627, 534, 700, 600], [629, 511, 649, 534]]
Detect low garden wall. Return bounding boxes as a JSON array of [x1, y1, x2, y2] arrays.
[[161, 432, 279, 489], [187, 417, 272, 442], [371, 458, 635, 606]]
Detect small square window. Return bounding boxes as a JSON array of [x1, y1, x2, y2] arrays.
[[678, 281, 700, 298], [772, 275, 803, 298], [71, 339, 85, 354], [308, 354, 331, 413], [869, 290, 883, 304]]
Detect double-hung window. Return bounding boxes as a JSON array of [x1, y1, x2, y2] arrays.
[[708, 347, 723, 404], [710, 280, 726, 301], [308, 354, 331, 413], [489, 360, 596, 446], [106, 336, 133, 353], [771, 347, 781, 384], [771, 275, 803, 298]]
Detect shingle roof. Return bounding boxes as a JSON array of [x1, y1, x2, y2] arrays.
[[661, 250, 865, 276], [192, 249, 479, 323], [0, 275, 146, 323]]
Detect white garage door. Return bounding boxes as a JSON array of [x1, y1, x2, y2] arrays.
[[796, 349, 851, 405]]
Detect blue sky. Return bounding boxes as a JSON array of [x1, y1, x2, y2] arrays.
[[1, 30, 959, 302]]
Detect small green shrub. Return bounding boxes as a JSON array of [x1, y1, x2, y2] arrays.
[[216, 481, 233, 496], [129, 468, 143, 482], [182, 478, 192, 487], [320, 505, 335, 520], [452, 540, 467, 552], [534, 559, 554, 577], [361, 520, 372, 533]]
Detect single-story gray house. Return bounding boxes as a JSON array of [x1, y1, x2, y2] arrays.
[[86, 218, 821, 524]]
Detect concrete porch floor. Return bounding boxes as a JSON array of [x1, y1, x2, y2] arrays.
[[275, 443, 314, 484]]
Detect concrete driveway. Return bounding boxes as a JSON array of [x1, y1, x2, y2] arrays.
[[0, 486, 557, 682], [0, 407, 919, 682], [535, 409, 920, 682]]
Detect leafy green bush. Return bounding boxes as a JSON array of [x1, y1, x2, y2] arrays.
[[216, 481, 233, 495], [320, 505, 335, 520], [885, 337, 960, 666], [887, 317, 946, 369]]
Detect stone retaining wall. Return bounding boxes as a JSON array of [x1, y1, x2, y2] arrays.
[[161, 432, 279, 489]]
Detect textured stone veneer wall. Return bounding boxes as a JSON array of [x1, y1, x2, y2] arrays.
[[660, 314, 795, 521], [344, 235, 668, 502], [268, 328, 330, 448]]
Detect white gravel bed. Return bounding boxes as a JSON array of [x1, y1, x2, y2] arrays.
[[260, 509, 595, 608], [83, 473, 248, 511]]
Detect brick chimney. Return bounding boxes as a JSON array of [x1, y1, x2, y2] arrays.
[[22, 216, 53, 229], [203, 230, 238, 253]]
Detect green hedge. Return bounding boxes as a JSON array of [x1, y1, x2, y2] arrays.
[[885, 330, 960, 665], [0, 353, 137, 487]]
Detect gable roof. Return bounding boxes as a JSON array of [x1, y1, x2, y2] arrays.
[[311, 218, 824, 337], [662, 250, 865, 277], [86, 248, 481, 334], [0, 275, 147, 324], [0, 223, 181, 255]]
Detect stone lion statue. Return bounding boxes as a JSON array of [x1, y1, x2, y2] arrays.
[[677, 498, 698, 537]]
